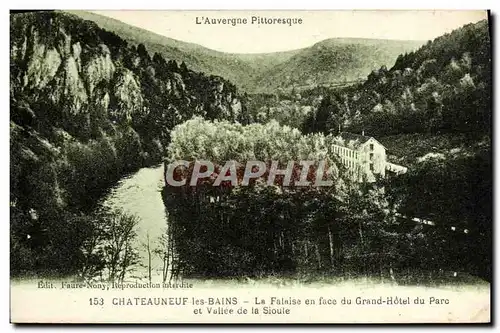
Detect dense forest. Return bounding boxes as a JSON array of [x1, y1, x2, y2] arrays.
[[163, 118, 391, 277], [10, 11, 246, 278], [302, 20, 491, 138]]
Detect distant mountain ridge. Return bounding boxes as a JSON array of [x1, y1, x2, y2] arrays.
[[256, 38, 424, 92], [67, 10, 423, 93]]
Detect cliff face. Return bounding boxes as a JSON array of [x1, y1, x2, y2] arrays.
[[11, 11, 244, 140]]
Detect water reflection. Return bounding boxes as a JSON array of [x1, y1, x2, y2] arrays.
[[100, 165, 166, 281]]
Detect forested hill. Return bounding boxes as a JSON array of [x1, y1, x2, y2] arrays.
[[253, 38, 423, 93], [10, 11, 246, 275], [303, 19, 491, 140]]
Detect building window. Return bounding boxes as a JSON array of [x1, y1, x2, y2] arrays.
[[370, 153, 374, 160], [370, 143, 374, 151], [369, 163, 374, 171]]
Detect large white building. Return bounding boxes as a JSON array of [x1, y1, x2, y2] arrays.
[[332, 132, 407, 182]]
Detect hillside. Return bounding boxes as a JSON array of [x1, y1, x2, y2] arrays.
[[379, 133, 490, 167], [302, 19, 491, 140], [314, 19, 492, 281], [67, 10, 300, 92], [66, 11, 422, 93]]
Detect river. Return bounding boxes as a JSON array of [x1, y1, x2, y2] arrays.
[[100, 164, 167, 281]]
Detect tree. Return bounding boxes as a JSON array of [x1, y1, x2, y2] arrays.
[[100, 209, 140, 283], [180, 61, 188, 74]]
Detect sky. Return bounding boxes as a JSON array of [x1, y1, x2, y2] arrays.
[[91, 10, 488, 54]]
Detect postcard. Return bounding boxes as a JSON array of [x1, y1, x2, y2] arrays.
[[10, 9, 491, 323]]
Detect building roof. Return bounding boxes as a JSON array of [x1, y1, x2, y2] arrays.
[[339, 132, 372, 144], [334, 132, 386, 150]]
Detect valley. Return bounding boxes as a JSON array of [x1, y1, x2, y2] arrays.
[[9, 10, 492, 286]]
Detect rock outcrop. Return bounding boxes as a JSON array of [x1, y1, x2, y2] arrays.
[[11, 11, 245, 139]]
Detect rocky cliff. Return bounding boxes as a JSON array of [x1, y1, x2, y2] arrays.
[[11, 11, 245, 140]]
